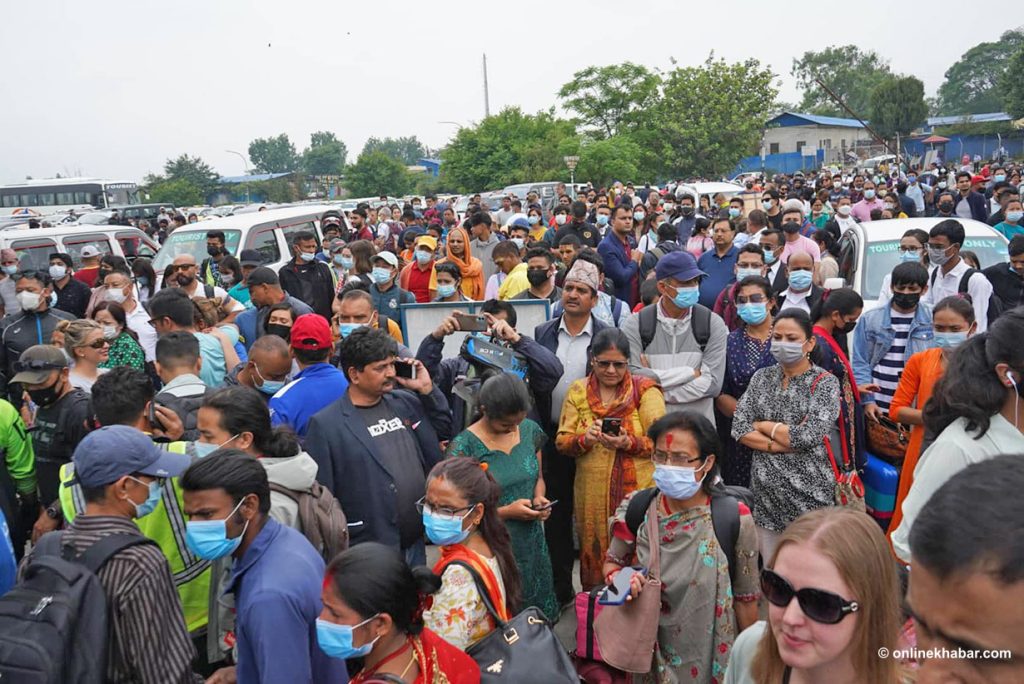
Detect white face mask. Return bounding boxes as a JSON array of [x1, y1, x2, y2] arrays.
[[105, 288, 128, 304], [16, 291, 41, 311]]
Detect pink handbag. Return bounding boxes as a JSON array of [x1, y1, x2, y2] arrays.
[[592, 494, 662, 674]]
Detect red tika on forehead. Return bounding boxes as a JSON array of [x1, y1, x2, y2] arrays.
[[666, 433, 673, 449]]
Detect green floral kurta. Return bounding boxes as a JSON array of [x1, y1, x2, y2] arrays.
[[446, 419, 559, 621], [99, 332, 145, 371]]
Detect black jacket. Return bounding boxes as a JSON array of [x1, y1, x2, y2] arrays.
[[776, 284, 824, 315], [983, 263, 1024, 312], [277, 260, 336, 320], [0, 308, 76, 398]]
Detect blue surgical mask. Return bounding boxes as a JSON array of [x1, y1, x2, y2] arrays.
[[339, 322, 366, 338], [738, 302, 768, 325], [185, 497, 249, 561], [299, 251, 316, 262], [336, 255, 353, 269], [137, 276, 150, 286], [1008, 210, 1024, 223], [899, 249, 921, 263], [316, 615, 380, 660], [995, 174, 1007, 183], [728, 207, 741, 218], [672, 285, 700, 309], [371, 267, 392, 284], [510, 238, 525, 250], [253, 363, 286, 395], [422, 509, 473, 546], [633, 211, 645, 222], [864, 189, 876, 199], [436, 283, 457, 299], [527, 215, 540, 225], [763, 249, 777, 265], [415, 250, 432, 265], [761, 200, 773, 210], [736, 267, 761, 281], [193, 434, 239, 459], [788, 269, 813, 291], [652, 464, 705, 500], [934, 331, 968, 350], [0, 265, 17, 276], [596, 214, 609, 226], [126, 477, 162, 518]]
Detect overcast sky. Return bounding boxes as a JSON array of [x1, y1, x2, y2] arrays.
[[0, 0, 1000, 184]]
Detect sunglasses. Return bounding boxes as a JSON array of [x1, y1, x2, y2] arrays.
[[83, 338, 111, 349], [761, 569, 859, 624], [593, 359, 627, 371], [12, 360, 63, 373]]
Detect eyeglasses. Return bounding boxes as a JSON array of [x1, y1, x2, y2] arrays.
[[83, 338, 111, 349], [735, 294, 767, 304], [593, 360, 627, 371], [172, 264, 196, 272], [760, 569, 859, 624], [12, 359, 63, 373], [651, 450, 703, 467], [146, 317, 163, 328], [414, 497, 475, 522]]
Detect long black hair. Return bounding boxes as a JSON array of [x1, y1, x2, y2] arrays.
[[810, 287, 863, 324], [325, 543, 441, 635], [924, 307, 1024, 439], [476, 373, 532, 421], [202, 386, 300, 459], [426, 458, 523, 612]]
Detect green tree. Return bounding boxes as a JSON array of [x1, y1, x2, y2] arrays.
[[440, 107, 577, 192], [935, 28, 1024, 115], [301, 131, 348, 175], [557, 62, 661, 138], [559, 135, 642, 188], [163, 154, 219, 196], [869, 75, 929, 140], [1002, 45, 1024, 118], [345, 152, 412, 197], [656, 56, 778, 178], [791, 45, 892, 117], [361, 136, 428, 165], [248, 134, 299, 173], [145, 178, 204, 206]]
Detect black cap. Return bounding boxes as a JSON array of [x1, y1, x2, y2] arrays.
[[246, 266, 279, 287], [239, 249, 263, 267]]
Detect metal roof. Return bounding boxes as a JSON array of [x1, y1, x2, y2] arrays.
[[218, 172, 292, 184], [925, 112, 1011, 127], [768, 112, 865, 129]]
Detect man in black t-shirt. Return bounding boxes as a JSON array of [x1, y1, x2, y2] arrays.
[[552, 200, 600, 248]]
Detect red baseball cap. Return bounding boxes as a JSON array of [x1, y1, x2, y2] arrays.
[[971, 174, 986, 185], [290, 314, 332, 350]]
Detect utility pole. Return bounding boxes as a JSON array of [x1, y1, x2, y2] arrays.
[[482, 54, 491, 118], [812, 77, 899, 163]]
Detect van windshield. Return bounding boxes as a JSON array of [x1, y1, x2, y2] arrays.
[[153, 230, 241, 271], [862, 236, 1008, 300]]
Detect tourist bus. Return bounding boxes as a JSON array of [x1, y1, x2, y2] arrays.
[[0, 178, 139, 216]]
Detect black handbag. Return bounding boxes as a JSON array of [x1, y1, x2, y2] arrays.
[[447, 561, 578, 682]]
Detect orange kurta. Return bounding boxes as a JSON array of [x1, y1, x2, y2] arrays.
[[887, 347, 945, 537]]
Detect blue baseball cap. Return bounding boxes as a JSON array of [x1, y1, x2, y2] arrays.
[[655, 251, 706, 282], [72, 425, 190, 487]]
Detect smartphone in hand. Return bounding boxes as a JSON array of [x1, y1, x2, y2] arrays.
[[601, 417, 623, 436], [394, 360, 417, 380], [598, 566, 646, 605], [531, 499, 558, 511], [453, 313, 489, 332]]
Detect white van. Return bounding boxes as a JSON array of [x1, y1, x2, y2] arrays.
[[152, 204, 341, 278], [0, 225, 160, 271]]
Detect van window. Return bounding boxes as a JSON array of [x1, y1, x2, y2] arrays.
[[116, 231, 158, 260], [153, 230, 241, 271], [280, 221, 319, 252], [62, 234, 113, 268], [246, 226, 281, 263], [9, 238, 57, 271]]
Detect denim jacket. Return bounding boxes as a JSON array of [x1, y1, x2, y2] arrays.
[[851, 304, 934, 405]]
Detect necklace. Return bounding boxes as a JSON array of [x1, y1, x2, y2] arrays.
[[354, 637, 413, 683]]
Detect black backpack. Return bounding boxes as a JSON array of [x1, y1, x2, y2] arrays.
[[929, 266, 1001, 328], [625, 484, 754, 583], [0, 531, 158, 683], [638, 302, 712, 352], [155, 388, 214, 441]]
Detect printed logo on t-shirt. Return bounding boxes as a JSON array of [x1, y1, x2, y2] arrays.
[[367, 416, 405, 438]]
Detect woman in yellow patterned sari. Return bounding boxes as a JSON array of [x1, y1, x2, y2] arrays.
[[556, 328, 665, 589]]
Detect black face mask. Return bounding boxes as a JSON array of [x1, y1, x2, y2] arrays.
[[892, 292, 920, 311], [938, 202, 954, 213], [266, 323, 291, 341], [782, 221, 801, 234], [680, 206, 695, 217], [526, 268, 550, 287], [840, 319, 858, 334], [206, 245, 222, 257], [28, 377, 63, 408]]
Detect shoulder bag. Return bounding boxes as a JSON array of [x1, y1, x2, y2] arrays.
[[810, 372, 866, 511]]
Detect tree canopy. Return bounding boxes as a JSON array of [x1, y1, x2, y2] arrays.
[[248, 134, 299, 173], [1002, 45, 1024, 119], [791, 45, 892, 117], [361, 136, 428, 165], [345, 152, 412, 198], [935, 28, 1024, 115], [557, 62, 661, 138], [869, 76, 929, 139], [302, 131, 347, 175]]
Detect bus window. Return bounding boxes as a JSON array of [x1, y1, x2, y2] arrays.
[[38, 193, 56, 206], [62, 234, 113, 268], [116, 232, 158, 260], [245, 226, 281, 263], [10, 239, 57, 271]]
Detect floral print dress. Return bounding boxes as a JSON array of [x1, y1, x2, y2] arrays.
[[719, 329, 776, 488]]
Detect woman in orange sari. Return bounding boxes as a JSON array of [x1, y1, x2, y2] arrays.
[[319, 544, 480, 684], [555, 328, 665, 589], [438, 227, 484, 300], [887, 295, 976, 540], [422, 458, 521, 650]]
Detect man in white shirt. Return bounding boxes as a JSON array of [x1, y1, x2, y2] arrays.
[[102, 270, 159, 362], [923, 219, 993, 331], [170, 254, 245, 323]]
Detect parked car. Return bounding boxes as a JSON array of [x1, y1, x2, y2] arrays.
[[0, 225, 159, 272], [832, 217, 1008, 309], [152, 205, 340, 282]]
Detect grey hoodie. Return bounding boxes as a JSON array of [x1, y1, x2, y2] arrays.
[[261, 451, 319, 529]]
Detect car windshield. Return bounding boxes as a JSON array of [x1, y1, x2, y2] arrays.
[[862, 236, 1008, 300], [153, 229, 241, 270]]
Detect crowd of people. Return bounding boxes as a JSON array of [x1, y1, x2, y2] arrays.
[[0, 161, 1022, 684]]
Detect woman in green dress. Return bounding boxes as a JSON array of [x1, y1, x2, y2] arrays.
[[92, 301, 146, 370], [446, 373, 559, 621]]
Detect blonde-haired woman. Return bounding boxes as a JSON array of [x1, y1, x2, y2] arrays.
[[725, 508, 906, 684], [63, 319, 109, 392]]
